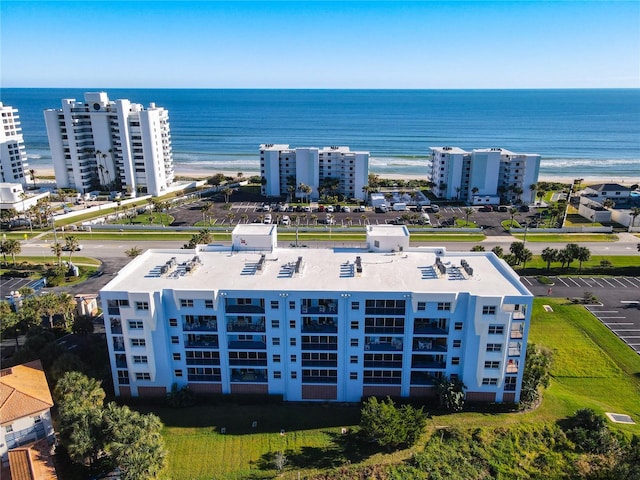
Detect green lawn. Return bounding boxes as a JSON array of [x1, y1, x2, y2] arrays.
[[144, 297, 639, 480], [501, 219, 521, 230], [512, 233, 619, 242], [526, 299, 640, 430], [42, 231, 197, 242], [14, 255, 102, 266], [112, 212, 175, 226]]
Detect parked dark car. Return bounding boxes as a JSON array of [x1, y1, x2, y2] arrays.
[[519, 205, 530, 212]]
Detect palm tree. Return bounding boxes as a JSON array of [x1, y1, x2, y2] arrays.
[[541, 247, 558, 271], [64, 235, 80, 263], [576, 246, 591, 272], [200, 204, 211, 225], [464, 207, 475, 225], [58, 292, 76, 331], [529, 183, 537, 204], [509, 207, 518, 228], [310, 214, 318, 226], [29, 169, 37, 189], [240, 213, 249, 224], [629, 207, 640, 231], [360, 214, 367, 226], [222, 187, 233, 203], [51, 242, 63, 266], [491, 246, 504, 258], [39, 292, 61, 329], [471, 186, 479, 198], [455, 187, 461, 200], [287, 184, 296, 202], [2, 239, 21, 267], [557, 248, 573, 270], [298, 183, 312, 203], [226, 212, 236, 224], [602, 198, 615, 210], [536, 189, 546, 205], [435, 212, 442, 226]]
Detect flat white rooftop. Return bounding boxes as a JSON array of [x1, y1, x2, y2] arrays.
[[430, 146, 469, 155], [102, 246, 531, 297]]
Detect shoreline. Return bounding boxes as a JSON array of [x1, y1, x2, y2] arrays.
[[31, 167, 638, 187]]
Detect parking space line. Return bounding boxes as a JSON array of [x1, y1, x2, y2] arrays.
[[593, 310, 619, 313], [567, 277, 581, 287], [599, 316, 626, 319], [607, 322, 633, 325], [612, 278, 628, 287], [590, 278, 605, 288], [622, 277, 640, 287], [521, 277, 533, 286], [556, 277, 570, 287], [600, 278, 616, 287]]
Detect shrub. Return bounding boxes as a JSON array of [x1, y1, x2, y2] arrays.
[[359, 396, 427, 451]]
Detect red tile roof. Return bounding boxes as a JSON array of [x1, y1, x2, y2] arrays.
[[0, 360, 54, 425]]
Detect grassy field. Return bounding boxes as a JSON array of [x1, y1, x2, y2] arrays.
[[14, 255, 102, 266], [42, 231, 197, 242], [511, 233, 619, 242], [148, 297, 639, 479]]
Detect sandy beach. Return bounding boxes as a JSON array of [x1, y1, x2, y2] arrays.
[[32, 166, 637, 187]]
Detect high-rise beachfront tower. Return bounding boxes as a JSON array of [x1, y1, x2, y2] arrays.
[[260, 144, 369, 201], [0, 103, 31, 186], [44, 92, 174, 196], [429, 147, 540, 205]]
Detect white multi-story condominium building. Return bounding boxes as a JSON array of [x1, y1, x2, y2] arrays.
[[100, 224, 532, 404], [429, 147, 540, 205], [260, 144, 369, 201], [0, 103, 31, 186], [44, 92, 174, 196]]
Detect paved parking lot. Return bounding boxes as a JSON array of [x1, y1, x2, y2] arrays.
[[523, 275, 640, 354], [0, 276, 36, 293], [169, 198, 528, 235]]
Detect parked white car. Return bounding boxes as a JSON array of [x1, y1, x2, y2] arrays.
[[264, 214, 272, 224], [280, 215, 290, 225]]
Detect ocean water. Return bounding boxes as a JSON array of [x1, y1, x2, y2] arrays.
[[2, 88, 639, 180]]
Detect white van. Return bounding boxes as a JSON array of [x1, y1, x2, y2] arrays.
[[421, 213, 431, 225], [392, 203, 407, 211]]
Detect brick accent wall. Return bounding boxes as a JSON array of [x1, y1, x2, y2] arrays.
[[302, 385, 337, 400], [409, 386, 436, 398], [362, 386, 401, 397], [188, 383, 223, 394], [138, 386, 167, 397], [466, 391, 496, 402], [118, 386, 131, 397], [502, 393, 516, 403], [230, 383, 268, 394]]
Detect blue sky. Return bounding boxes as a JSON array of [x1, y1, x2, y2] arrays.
[[2, 1, 639, 88]]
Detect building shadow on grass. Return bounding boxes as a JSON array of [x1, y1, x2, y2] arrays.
[[254, 431, 380, 473]]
